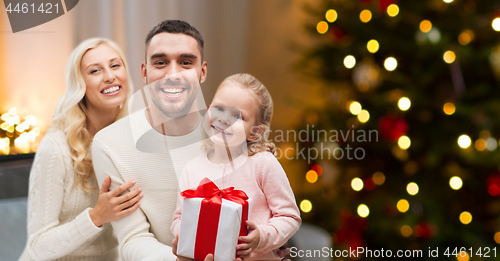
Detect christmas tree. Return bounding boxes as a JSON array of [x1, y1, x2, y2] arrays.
[[293, 0, 500, 259]]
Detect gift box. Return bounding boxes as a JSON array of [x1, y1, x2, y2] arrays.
[[177, 178, 252, 261]]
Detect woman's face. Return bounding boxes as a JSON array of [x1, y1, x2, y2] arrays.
[[80, 44, 128, 112], [203, 83, 260, 148]]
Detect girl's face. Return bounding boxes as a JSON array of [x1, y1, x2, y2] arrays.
[[204, 83, 260, 148], [80, 44, 129, 113]]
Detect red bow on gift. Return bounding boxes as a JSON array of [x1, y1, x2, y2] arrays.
[[181, 178, 250, 260]]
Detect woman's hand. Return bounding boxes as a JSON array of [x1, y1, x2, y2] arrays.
[[89, 176, 143, 227], [235, 220, 260, 259], [172, 234, 214, 261]]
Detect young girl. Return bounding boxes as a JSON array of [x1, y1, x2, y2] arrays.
[[171, 73, 301, 260]]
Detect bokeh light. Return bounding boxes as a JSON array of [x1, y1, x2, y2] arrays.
[[398, 136, 411, 150], [443, 50, 456, 64], [493, 18, 500, 32], [459, 211, 472, 224], [367, 39, 379, 53], [443, 0, 453, 3], [397, 199, 410, 213], [458, 135, 471, 149], [449, 176, 463, 190], [349, 101, 362, 115], [384, 57, 398, 71], [387, 4, 399, 17], [358, 110, 370, 123], [360, 10, 372, 23], [373, 172, 385, 185], [344, 55, 356, 69], [351, 178, 364, 191], [401, 225, 413, 237], [317, 21, 329, 34], [312, 165, 323, 176], [488, 184, 500, 196], [486, 137, 497, 151], [326, 9, 338, 23], [357, 204, 370, 218], [300, 200, 312, 213], [420, 20, 432, 33], [475, 139, 486, 151], [494, 232, 500, 244], [457, 252, 469, 261], [459, 30, 473, 45], [443, 102, 456, 115], [306, 170, 318, 183], [407, 182, 419, 196], [398, 97, 411, 111]]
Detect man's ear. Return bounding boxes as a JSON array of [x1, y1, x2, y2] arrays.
[[200, 61, 208, 84], [249, 125, 264, 140], [141, 63, 147, 84]]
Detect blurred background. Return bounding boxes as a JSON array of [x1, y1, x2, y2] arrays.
[[2, 0, 500, 260]]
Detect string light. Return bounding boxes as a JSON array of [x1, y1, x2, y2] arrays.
[[443, 102, 456, 115], [493, 18, 500, 32], [351, 178, 364, 191], [367, 39, 379, 53], [459, 211, 472, 224], [387, 4, 399, 17], [317, 21, 329, 34], [420, 20, 432, 33], [397, 199, 410, 213], [449, 176, 463, 190], [344, 55, 356, 68], [357, 204, 370, 218], [407, 182, 419, 195], [384, 57, 397, 71], [360, 10, 372, 23], [398, 97, 411, 111], [358, 110, 370, 123], [326, 9, 338, 23], [443, 50, 456, 63], [349, 101, 362, 115], [300, 200, 312, 213], [458, 135, 471, 149], [398, 136, 411, 150]]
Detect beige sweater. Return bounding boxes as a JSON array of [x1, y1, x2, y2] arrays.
[[19, 129, 118, 261]]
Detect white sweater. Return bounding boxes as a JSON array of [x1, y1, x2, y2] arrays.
[[92, 109, 203, 261], [18, 129, 118, 261]]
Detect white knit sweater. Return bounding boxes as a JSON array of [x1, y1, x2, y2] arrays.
[[18, 129, 118, 261]]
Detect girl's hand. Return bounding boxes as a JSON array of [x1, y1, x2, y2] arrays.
[[235, 220, 260, 259], [172, 234, 214, 261], [89, 176, 143, 227]]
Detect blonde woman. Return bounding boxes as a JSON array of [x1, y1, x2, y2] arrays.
[[19, 38, 142, 261]]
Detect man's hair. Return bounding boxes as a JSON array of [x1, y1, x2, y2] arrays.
[[145, 20, 204, 62]]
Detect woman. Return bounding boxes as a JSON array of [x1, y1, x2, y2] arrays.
[[19, 38, 142, 261]]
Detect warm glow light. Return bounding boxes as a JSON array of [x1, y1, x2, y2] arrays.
[[459, 211, 472, 224], [443, 50, 456, 64], [475, 139, 486, 151], [351, 178, 364, 191], [398, 97, 411, 111], [373, 172, 385, 185], [407, 182, 419, 196], [397, 199, 410, 213], [420, 20, 432, 33], [457, 252, 470, 261], [398, 136, 411, 150], [358, 110, 370, 123], [344, 55, 356, 68], [306, 170, 318, 183], [443, 102, 456, 115], [360, 10, 372, 23], [493, 18, 500, 32], [494, 232, 500, 244], [384, 57, 397, 71], [458, 135, 471, 149], [450, 176, 463, 190], [317, 21, 329, 34], [300, 200, 312, 213], [326, 9, 338, 23], [401, 225, 413, 237], [357, 204, 370, 218], [459, 30, 473, 45], [349, 101, 362, 115], [443, 0, 453, 3], [367, 39, 379, 53], [387, 4, 399, 17]]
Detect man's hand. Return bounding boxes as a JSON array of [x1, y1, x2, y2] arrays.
[[172, 234, 214, 261], [235, 220, 260, 259]]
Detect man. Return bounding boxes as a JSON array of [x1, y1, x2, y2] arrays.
[[92, 20, 291, 261]]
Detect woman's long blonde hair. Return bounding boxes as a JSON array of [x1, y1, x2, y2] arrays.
[[51, 38, 133, 192], [202, 73, 276, 156]]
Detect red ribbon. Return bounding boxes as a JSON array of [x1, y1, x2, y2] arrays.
[[181, 178, 250, 260]]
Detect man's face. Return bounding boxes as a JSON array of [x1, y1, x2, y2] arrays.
[[141, 33, 207, 119]]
